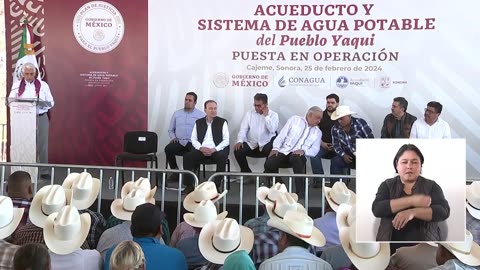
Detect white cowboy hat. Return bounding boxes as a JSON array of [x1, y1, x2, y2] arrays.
[[268, 209, 326, 247], [30, 185, 67, 228], [43, 205, 91, 255], [0, 196, 24, 239], [256, 182, 298, 205], [183, 182, 227, 212], [184, 200, 228, 228], [331, 105, 356, 120], [337, 204, 390, 270], [466, 182, 480, 220], [440, 230, 480, 266], [324, 182, 356, 212], [121, 177, 153, 198], [62, 172, 100, 210], [199, 218, 254, 264], [265, 191, 306, 220], [111, 188, 156, 221]]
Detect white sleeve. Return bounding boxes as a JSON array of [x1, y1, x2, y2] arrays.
[[236, 112, 250, 143], [191, 123, 201, 150], [264, 111, 279, 133], [215, 121, 230, 151]]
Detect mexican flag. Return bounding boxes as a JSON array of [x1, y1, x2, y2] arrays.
[[13, 20, 38, 84]]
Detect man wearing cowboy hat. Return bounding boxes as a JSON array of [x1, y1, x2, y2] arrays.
[[330, 105, 374, 185], [264, 106, 323, 199], [466, 181, 480, 243], [0, 196, 24, 269], [432, 230, 480, 269]]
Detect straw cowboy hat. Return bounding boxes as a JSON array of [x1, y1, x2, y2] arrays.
[[324, 181, 356, 212], [184, 182, 227, 212], [62, 172, 100, 210], [337, 204, 390, 270], [331, 105, 356, 121], [111, 187, 156, 221], [268, 209, 326, 247], [265, 191, 306, 220], [121, 177, 155, 198], [0, 196, 24, 239], [184, 200, 228, 228], [43, 205, 91, 255], [199, 218, 254, 264], [466, 182, 480, 220], [440, 230, 480, 266], [256, 182, 298, 205], [30, 185, 67, 228]]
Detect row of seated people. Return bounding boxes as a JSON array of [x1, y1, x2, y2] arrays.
[[1, 168, 478, 270], [165, 92, 452, 195]]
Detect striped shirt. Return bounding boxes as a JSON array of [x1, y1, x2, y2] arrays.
[[331, 116, 374, 156]]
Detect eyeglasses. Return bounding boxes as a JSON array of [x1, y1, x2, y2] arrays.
[[424, 108, 438, 114]]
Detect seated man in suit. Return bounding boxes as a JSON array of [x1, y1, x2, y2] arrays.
[[183, 100, 230, 194]]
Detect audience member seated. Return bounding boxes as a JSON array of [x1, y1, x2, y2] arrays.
[[315, 182, 355, 253], [177, 200, 227, 269], [97, 179, 159, 259], [234, 93, 278, 184], [62, 172, 106, 249], [110, 240, 145, 270], [320, 245, 352, 270], [410, 101, 451, 139], [13, 243, 51, 270], [183, 100, 230, 193], [381, 97, 417, 138], [6, 171, 32, 231], [264, 106, 323, 199], [104, 203, 187, 270], [261, 210, 332, 270], [466, 181, 480, 243], [388, 243, 438, 270], [43, 205, 102, 270], [0, 196, 23, 269], [183, 182, 227, 213], [223, 250, 255, 270], [431, 230, 480, 269]]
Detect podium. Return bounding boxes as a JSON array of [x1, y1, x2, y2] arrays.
[[7, 97, 52, 182]]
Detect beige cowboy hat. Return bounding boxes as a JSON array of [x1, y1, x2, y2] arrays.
[[199, 218, 254, 264], [183, 182, 227, 212], [121, 177, 154, 198], [256, 182, 298, 205], [111, 188, 156, 221], [337, 204, 390, 270], [62, 172, 100, 210], [466, 182, 480, 220], [440, 230, 480, 266], [324, 181, 356, 212], [184, 200, 228, 228], [268, 209, 326, 247], [30, 185, 67, 228], [43, 205, 91, 255], [0, 196, 25, 239], [265, 191, 306, 220], [331, 105, 356, 120]]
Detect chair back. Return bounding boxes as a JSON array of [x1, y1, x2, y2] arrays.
[[123, 131, 158, 154]]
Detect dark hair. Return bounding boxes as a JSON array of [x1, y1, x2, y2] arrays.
[[131, 203, 165, 238], [7, 171, 31, 194], [186, 92, 198, 102], [393, 144, 425, 173], [326, 93, 339, 103], [254, 93, 268, 104], [204, 99, 217, 109], [393, 97, 408, 112], [284, 232, 311, 249], [427, 101, 443, 114], [13, 243, 50, 270]]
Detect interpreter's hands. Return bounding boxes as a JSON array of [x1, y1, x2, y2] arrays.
[[170, 138, 179, 143], [268, 150, 279, 158], [234, 142, 243, 151], [293, 150, 305, 156], [343, 154, 353, 164], [392, 209, 416, 230], [410, 194, 431, 208]]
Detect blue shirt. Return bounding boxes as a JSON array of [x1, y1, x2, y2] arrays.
[[168, 108, 205, 146], [103, 237, 187, 270], [313, 212, 340, 252]]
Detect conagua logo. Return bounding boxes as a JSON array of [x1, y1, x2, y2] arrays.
[[278, 76, 286, 88], [73, 1, 124, 54]]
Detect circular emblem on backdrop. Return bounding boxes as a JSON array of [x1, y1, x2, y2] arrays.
[[213, 73, 229, 88], [336, 76, 349, 89], [73, 1, 124, 54]]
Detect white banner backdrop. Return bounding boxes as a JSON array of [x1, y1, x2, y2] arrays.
[[149, 0, 480, 177]]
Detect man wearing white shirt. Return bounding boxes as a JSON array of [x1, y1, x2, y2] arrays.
[[264, 106, 323, 199], [183, 100, 230, 193], [410, 101, 451, 139], [9, 63, 54, 179], [234, 93, 278, 184]]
